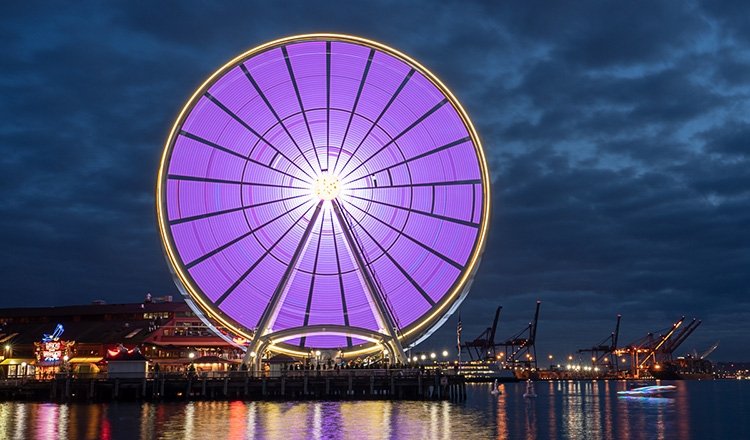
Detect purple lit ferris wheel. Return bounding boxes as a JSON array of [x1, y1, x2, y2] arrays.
[[157, 34, 490, 363]]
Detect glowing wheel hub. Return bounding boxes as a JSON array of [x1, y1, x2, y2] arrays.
[[312, 174, 341, 201]]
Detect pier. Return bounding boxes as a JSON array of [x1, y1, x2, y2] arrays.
[[0, 370, 467, 403]]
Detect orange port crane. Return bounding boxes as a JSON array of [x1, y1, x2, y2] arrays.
[[615, 316, 702, 377]]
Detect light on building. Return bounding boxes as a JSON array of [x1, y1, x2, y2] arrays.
[[188, 352, 195, 359], [315, 350, 321, 357]]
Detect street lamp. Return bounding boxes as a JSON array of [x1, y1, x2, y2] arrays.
[[442, 350, 449, 357], [420, 354, 426, 361], [430, 353, 436, 360]]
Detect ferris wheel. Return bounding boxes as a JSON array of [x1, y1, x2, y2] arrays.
[[156, 34, 490, 364]]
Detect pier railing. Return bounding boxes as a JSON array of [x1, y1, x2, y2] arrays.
[[2, 367, 458, 383]]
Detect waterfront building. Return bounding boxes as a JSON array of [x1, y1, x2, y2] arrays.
[[0, 297, 241, 378]]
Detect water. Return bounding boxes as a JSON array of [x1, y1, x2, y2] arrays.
[[0, 381, 747, 439]]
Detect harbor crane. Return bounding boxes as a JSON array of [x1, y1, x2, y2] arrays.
[[616, 316, 702, 378], [498, 301, 541, 370], [577, 314, 621, 371], [462, 306, 502, 361]]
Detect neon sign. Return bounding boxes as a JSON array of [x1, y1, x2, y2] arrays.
[[107, 345, 138, 358], [42, 323, 64, 342], [232, 337, 249, 346], [35, 323, 73, 363]]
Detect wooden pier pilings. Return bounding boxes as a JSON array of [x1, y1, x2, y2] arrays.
[[0, 371, 467, 403]]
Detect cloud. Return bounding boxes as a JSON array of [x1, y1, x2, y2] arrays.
[[0, 1, 748, 359]]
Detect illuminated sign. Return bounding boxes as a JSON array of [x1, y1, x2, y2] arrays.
[[107, 345, 139, 358], [232, 337, 249, 346], [42, 323, 64, 342], [35, 323, 74, 363]]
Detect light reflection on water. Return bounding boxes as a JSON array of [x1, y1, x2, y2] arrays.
[[0, 381, 746, 439]]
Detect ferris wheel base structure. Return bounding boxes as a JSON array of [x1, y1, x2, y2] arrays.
[[157, 34, 491, 366]]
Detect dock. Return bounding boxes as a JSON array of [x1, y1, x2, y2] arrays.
[[0, 370, 467, 403]]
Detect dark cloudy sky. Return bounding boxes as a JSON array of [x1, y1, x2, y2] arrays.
[[2, 1, 748, 360]]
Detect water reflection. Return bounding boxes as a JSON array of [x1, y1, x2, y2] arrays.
[[0, 380, 742, 439]]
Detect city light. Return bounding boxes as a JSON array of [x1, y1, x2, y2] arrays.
[[430, 353, 436, 359], [442, 350, 449, 357], [420, 354, 427, 361], [188, 352, 195, 359]]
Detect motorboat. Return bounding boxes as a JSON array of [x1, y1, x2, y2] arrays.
[[617, 385, 677, 397]]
